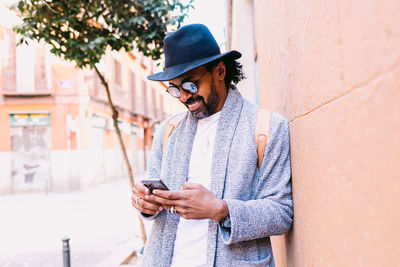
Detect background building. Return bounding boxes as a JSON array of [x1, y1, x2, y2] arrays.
[[0, 22, 185, 194], [227, 0, 400, 266]]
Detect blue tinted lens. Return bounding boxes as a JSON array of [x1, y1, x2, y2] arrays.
[[167, 86, 180, 97], [182, 82, 197, 93]]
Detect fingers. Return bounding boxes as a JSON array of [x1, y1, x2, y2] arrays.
[[132, 182, 158, 205], [132, 194, 163, 215], [132, 181, 163, 214], [152, 189, 183, 200], [134, 181, 150, 196], [181, 181, 202, 190], [147, 190, 190, 212], [146, 193, 177, 207], [132, 186, 146, 199]]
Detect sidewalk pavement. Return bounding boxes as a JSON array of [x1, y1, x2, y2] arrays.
[[0, 175, 152, 267]]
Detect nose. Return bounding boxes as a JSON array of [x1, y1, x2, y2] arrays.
[[179, 88, 192, 103]]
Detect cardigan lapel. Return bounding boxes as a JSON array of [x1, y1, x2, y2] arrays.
[[167, 112, 198, 190], [162, 88, 244, 266], [207, 88, 243, 266], [209, 88, 243, 198], [165, 88, 243, 195], [160, 112, 197, 265]]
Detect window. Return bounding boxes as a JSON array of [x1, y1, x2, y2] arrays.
[[130, 71, 136, 112], [2, 28, 17, 93], [114, 59, 122, 86], [142, 78, 147, 115]]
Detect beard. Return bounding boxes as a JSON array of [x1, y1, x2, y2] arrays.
[[184, 79, 220, 119]]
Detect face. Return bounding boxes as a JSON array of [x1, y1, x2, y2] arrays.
[[168, 64, 226, 119]]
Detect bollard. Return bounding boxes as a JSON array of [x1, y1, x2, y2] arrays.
[[62, 237, 71, 267]]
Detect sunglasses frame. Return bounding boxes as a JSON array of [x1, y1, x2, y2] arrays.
[[166, 71, 208, 98]]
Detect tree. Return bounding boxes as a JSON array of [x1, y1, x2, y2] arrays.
[[12, 0, 192, 245]]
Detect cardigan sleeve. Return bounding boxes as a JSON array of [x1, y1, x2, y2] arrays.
[[219, 113, 293, 244]]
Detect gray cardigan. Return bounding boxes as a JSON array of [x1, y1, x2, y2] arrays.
[[141, 88, 293, 267]]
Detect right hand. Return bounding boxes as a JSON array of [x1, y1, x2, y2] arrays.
[[132, 181, 164, 215]]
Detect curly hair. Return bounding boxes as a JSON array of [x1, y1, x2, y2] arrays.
[[205, 58, 245, 89]]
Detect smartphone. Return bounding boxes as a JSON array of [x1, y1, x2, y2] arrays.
[[141, 179, 169, 193]]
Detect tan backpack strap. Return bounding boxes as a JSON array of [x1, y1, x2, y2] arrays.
[[255, 108, 272, 169], [256, 109, 287, 267], [162, 112, 186, 152]]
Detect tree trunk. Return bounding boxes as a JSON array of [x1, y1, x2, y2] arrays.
[[94, 65, 147, 245]]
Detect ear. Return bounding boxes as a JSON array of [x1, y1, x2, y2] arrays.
[[216, 61, 226, 80]]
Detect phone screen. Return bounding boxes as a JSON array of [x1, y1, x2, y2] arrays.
[[141, 179, 169, 193]]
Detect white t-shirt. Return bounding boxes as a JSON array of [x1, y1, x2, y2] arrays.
[[170, 111, 221, 267]]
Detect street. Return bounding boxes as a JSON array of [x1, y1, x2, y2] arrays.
[[0, 178, 149, 267]]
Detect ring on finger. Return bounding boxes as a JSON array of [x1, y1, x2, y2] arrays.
[[135, 196, 141, 207], [169, 205, 177, 214]]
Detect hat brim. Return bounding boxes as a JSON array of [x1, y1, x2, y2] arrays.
[[147, 50, 241, 81]]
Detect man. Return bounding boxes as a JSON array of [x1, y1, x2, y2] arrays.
[[132, 23, 293, 267]]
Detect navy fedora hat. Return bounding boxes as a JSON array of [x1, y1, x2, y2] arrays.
[[147, 24, 241, 81]]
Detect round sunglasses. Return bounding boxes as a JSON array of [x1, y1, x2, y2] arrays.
[[166, 71, 208, 98]]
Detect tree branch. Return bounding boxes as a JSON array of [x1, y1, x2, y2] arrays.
[[94, 64, 147, 244], [42, 0, 58, 14]]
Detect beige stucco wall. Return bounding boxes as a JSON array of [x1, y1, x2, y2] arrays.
[[253, 0, 400, 265]]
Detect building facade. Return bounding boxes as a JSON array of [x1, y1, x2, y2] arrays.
[[0, 24, 185, 194], [227, 0, 400, 266]]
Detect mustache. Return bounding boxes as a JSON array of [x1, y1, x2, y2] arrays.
[[184, 96, 203, 105]]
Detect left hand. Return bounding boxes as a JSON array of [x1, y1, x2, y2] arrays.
[[146, 182, 228, 222]]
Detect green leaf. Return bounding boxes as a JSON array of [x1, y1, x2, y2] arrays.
[[11, 0, 191, 69]]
